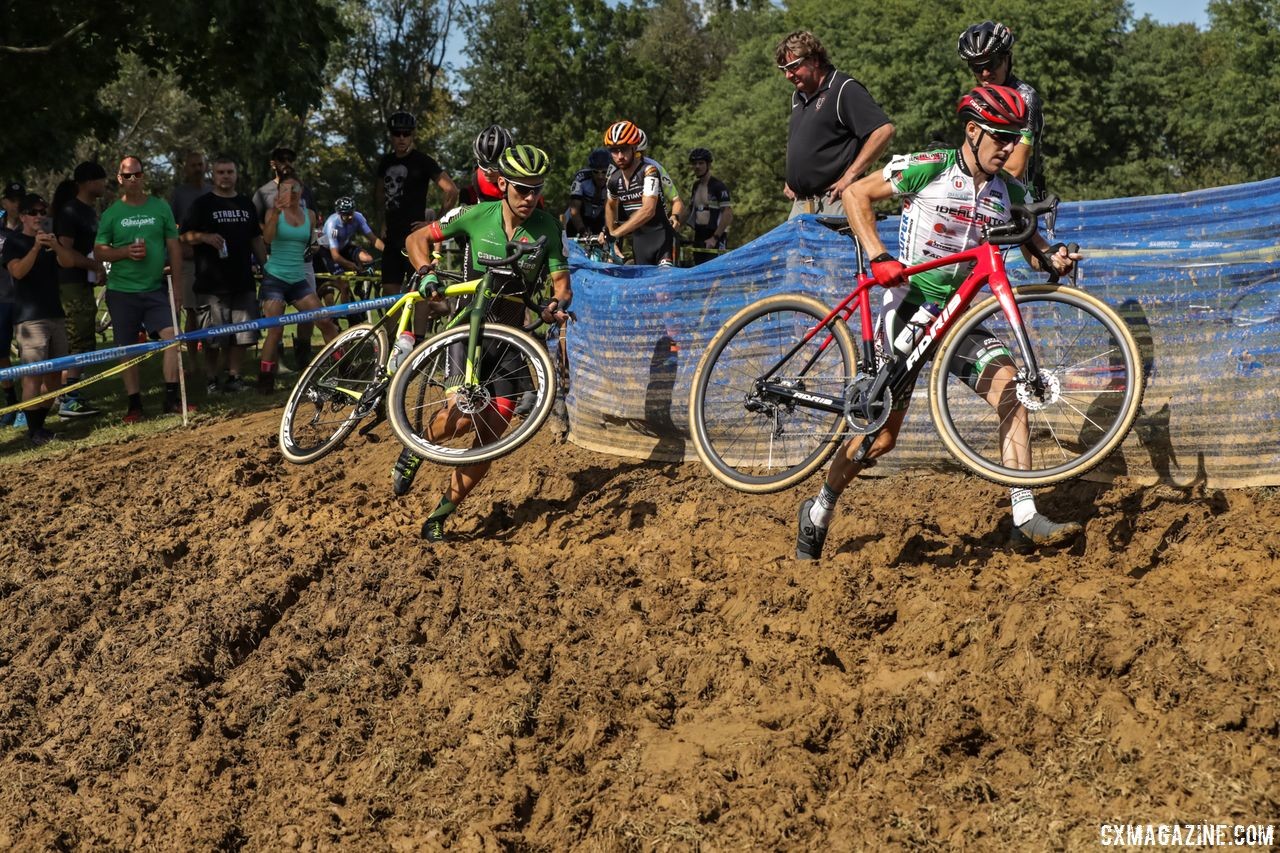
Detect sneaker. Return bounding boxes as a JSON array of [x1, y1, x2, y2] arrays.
[[223, 375, 250, 393], [257, 371, 275, 395], [206, 379, 223, 396], [164, 400, 198, 415], [421, 516, 446, 542], [122, 408, 143, 425], [392, 449, 423, 496], [28, 427, 58, 447], [57, 395, 102, 418], [796, 497, 829, 561], [1010, 513, 1083, 552]]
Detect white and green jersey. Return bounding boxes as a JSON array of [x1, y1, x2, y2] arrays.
[[886, 148, 1029, 304]]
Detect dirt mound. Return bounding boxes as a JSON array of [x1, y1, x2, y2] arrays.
[[1, 410, 1276, 849]]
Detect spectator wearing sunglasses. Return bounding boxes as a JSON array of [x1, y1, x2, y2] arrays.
[[776, 30, 895, 220], [1, 194, 78, 445], [376, 111, 459, 296], [957, 21, 1045, 200], [94, 156, 192, 423]]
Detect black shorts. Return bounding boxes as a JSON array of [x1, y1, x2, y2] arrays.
[[631, 228, 674, 266], [107, 287, 174, 347], [880, 295, 1012, 411], [313, 244, 364, 276], [446, 335, 532, 401], [382, 231, 410, 290]]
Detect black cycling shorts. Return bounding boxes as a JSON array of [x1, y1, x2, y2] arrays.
[[631, 228, 673, 266], [446, 335, 532, 402]]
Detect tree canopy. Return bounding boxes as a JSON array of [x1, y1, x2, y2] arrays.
[[9, 0, 1280, 242]]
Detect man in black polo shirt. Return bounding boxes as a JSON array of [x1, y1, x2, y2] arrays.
[[777, 30, 895, 218]]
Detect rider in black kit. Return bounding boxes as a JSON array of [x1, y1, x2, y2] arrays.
[[602, 120, 674, 266]]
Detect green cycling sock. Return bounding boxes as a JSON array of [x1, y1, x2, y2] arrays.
[[429, 496, 457, 521]]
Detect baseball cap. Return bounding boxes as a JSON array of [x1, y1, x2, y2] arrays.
[[73, 161, 108, 183], [3, 181, 24, 200], [19, 193, 47, 214]]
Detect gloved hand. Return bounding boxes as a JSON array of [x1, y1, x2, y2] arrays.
[[415, 269, 441, 298], [870, 254, 906, 287]]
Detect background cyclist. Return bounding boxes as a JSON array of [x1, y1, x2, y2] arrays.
[[460, 125, 513, 205], [395, 145, 572, 543], [679, 147, 733, 265], [796, 85, 1082, 561], [316, 196, 384, 276], [602, 120, 675, 266], [565, 148, 609, 239], [957, 20, 1046, 200]]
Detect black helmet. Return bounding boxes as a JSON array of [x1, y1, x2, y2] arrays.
[[586, 148, 610, 171], [335, 196, 355, 214], [473, 124, 514, 169], [689, 147, 713, 163], [388, 111, 417, 133], [957, 21, 1014, 62]]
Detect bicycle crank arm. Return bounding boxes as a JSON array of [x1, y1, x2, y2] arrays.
[[757, 382, 845, 415]]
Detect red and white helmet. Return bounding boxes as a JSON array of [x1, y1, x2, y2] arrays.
[[956, 84, 1028, 130]]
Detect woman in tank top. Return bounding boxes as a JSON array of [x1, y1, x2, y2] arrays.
[[258, 176, 338, 392]]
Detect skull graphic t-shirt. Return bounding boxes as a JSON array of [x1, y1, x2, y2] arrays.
[[376, 149, 443, 235]]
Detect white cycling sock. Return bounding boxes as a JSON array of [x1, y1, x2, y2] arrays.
[[810, 483, 839, 528], [1010, 488, 1037, 526]]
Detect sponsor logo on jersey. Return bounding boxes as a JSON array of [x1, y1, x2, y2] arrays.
[[952, 178, 964, 190], [911, 152, 945, 163]]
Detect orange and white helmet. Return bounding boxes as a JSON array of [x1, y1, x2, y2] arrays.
[[604, 120, 643, 147]]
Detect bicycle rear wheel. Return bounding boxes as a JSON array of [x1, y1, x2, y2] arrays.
[[386, 324, 556, 466], [929, 284, 1144, 487], [278, 322, 390, 464], [689, 294, 858, 493]]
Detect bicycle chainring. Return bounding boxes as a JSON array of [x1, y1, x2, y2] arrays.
[[843, 373, 892, 434]]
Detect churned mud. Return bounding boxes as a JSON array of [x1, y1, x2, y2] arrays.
[[1, 409, 1276, 850]]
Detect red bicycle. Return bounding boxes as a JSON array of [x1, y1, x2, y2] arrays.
[[688, 197, 1145, 493]]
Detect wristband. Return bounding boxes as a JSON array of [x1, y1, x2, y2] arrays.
[[870, 252, 894, 264]]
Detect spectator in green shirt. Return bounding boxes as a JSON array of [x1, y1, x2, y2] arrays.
[[93, 155, 192, 423]]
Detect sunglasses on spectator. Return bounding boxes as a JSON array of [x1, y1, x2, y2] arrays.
[[119, 171, 143, 180], [591, 169, 607, 176], [508, 181, 544, 197], [390, 130, 413, 138], [969, 55, 1006, 74], [777, 55, 807, 72], [22, 207, 48, 216]]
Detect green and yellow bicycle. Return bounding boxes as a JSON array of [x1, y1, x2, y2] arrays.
[[278, 237, 558, 466]]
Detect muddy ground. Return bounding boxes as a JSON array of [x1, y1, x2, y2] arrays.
[[0, 408, 1277, 850]]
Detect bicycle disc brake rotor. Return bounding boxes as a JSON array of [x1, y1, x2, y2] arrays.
[[453, 385, 492, 416], [843, 373, 892, 434], [1015, 369, 1061, 412]]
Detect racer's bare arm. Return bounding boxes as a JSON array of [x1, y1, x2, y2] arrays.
[[405, 227, 436, 271], [609, 194, 657, 239], [567, 199, 587, 235], [841, 171, 897, 258], [1004, 144, 1031, 180], [542, 269, 573, 325]]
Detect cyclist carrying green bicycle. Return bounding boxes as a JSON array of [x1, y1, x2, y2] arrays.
[[797, 84, 1082, 560], [396, 144, 572, 542]]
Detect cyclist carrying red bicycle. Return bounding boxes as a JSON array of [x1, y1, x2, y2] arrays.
[[796, 84, 1083, 560]]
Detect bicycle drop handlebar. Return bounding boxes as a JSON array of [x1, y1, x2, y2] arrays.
[[985, 195, 1059, 246]]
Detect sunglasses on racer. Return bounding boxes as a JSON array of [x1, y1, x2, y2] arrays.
[[977, 123, 1023, 146], [969, 54, 1007, 74], [508, 181, 544, 197]]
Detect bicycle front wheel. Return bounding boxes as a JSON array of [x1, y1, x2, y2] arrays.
[[386, 324, 556, 466], [278, 322, 390, 464], [929, 284, 1144, 487], [689, 294, 858, 493]]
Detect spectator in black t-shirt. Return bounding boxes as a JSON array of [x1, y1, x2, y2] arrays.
[[376, 111, 458, 295], [52, 161, 108, 417], [181, 156, 268, 394], [680, 147, 734, 265], [0, 194, 78, 446], [776, 30, 895, 218], [0, 181, 23, 423]]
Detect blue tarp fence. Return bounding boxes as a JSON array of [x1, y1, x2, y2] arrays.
[[565, 177, 1280, 488]]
